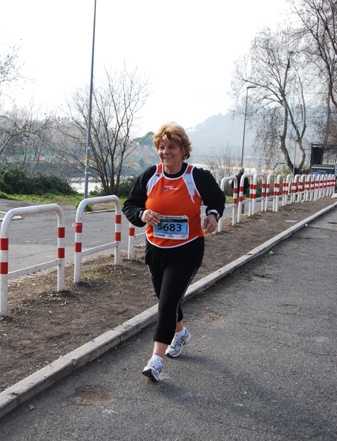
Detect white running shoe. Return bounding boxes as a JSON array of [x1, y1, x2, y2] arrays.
[[142, 355, 163, 381], [165, 328, 192, 358]]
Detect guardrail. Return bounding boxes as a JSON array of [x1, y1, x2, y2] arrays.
[[0, 204, 65, 316], [219, 176, 237, 230], [232, 172, 335, 218], [73, 195, 121, 283], [127, 172, 336, 255], [1, 172, 335, 315], [250, 173, 266, 217]]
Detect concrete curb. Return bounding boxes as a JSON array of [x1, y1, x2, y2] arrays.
[[1, 200, 336, 419]]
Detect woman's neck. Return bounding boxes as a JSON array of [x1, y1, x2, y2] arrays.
[[164, 162, 184, 175]]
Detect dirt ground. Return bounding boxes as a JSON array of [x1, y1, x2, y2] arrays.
[[0, 197, 335, 392]]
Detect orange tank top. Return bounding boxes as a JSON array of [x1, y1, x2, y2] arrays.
[[145, 163, 204, 248]]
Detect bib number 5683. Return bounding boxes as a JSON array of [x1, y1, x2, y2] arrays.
[[153, 215, 189, 240]]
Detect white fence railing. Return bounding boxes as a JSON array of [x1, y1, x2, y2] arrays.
[[0, 204, 66, 316], [0, 173, 335, 315], [73, 196, 122, 283]]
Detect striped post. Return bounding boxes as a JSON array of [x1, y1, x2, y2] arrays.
[[274, 182, 280, 211], [114, 213, 121, 265], [128, 224, 135, 260], [265, 181, 270, 211], [250, 181, 257, 215], [291, 178, 297, 203], [266, 174, 277, 212], [261, 181, 266, 211], [0, 238, 9, 315], [283, 180, 289, 206], [73, 222, 83, 283], [237, 175, 246, 223], [304, 176, 310, 201], [57, 226, 65, 292]]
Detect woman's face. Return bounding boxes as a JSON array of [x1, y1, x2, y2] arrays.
[[157, 140, 184, 174]]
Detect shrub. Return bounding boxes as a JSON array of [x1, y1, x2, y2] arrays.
[[75, 201, 93, 212], [1, 168, 30, 194], [0, 168, 78, 196], [117, 176, 138, 197], [0, 191, 9, 199]]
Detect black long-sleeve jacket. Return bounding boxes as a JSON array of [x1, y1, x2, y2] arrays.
[[122, 163, 225, 227]]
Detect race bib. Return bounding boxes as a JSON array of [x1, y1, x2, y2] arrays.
[[153, 215, 189, 240]]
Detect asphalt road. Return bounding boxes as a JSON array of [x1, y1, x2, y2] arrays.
[[0, 202, 336, 440]]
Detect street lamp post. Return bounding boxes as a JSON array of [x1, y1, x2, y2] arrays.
[[84, 0, 97, 199], [240, 85, 256, 168]]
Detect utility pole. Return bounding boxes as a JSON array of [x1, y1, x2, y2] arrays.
[[84, 0, 97, 199], [240, 85, 256, 168]]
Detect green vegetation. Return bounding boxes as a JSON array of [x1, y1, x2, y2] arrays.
[[0, 191, 83, 207], [0, 167, 80, 206], [117, 176, 138, 197], [0, 168, 130, 208], [0, 167, 230, 208], [0, 167, 77, 196]]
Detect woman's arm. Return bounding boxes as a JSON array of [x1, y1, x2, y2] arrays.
[[122, 166, 156, 227]]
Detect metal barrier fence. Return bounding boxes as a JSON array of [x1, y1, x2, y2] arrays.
[[223, 172, 335, 221], [74, 195, 121, 283], [1, 172, 335, 315], [0, 204, 66, 316], [129, 172, 335, 257], [218, 176, 237, 232]]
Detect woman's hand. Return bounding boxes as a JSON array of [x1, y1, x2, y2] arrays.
[[141, 209, 160, 226], [203, 214, 218, 234]]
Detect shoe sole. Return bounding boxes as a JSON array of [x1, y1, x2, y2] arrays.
[[142, 368, 160, 382], [165, 333, 192, 358]]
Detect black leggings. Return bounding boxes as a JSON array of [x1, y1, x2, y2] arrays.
[[145, 237, 204, 345]]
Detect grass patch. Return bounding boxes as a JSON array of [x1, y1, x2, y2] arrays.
[[0, 192, 127, 210], [0, 192, 83, 206]]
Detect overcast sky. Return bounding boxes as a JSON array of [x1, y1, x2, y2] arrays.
[[0, 0, 290, 136]]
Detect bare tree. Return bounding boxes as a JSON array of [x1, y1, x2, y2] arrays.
[[0, 45, 62, 175], [288, 0, 337, 144], [59, 66, 149, 195], [231, 27, 309, 173], [0, 105, 57, 175], [204, 148, 235, 184], [0, 44, 22, 157], [0, 44, 22, 89]]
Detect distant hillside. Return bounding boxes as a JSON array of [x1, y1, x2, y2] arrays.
[[186, 113, 253, 162], [131, 109, 320, 172], [129, 113, 254, 173]]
